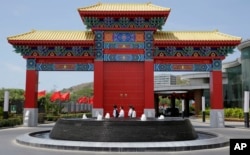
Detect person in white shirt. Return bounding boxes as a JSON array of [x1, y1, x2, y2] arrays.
[[118, 106, 125, 118], [132, 107, 136, 118], [128, 106, 133, 118]]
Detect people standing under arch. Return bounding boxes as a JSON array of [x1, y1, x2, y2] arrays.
[[118, 106, 125, 118], [132, 107, 136, 118], [113, 105, 119, 118], [128, 106, 133, 118]]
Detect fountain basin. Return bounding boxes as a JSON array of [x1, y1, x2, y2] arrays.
[[49, 118, 198, 142], [17, 130, 228, 152]]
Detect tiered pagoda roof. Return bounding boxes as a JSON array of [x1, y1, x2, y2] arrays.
[[7, 2, 241, 46], [77, 2, 171, 30]]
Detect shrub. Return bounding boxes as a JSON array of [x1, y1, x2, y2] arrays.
[[0, 106, 3, 116], [60, 113, 92, 119], [45, 114, 58, 121], [225, 108, 233, 117], [231, 108, 244, 118], [198, 108, 210, 116], [224, 108, 244, 119], [0, 118, 22, 128], [205, 108, 210, 116], [38, 113, 45, 123]]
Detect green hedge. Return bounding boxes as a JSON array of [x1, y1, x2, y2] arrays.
[[199, 108, 248, 119], [224, 108, 245, 119], [198, 108, 210, 116], [0, 117, 22, 128], [0, 113, 92, 127], [0, 107, 3, 116], [42, 113, 92, 122], [60, 113, 92, 118]]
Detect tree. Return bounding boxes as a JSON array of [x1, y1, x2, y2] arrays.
[[159, 96, 171, 106], [0, 88, 24, 106], [70, 87, 93, 102], [176, 76, 189, 85]]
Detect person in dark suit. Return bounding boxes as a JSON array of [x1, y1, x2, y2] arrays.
[[113, 105, 119, 118]]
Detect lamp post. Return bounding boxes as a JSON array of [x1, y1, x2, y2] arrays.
[[3, 91, 9, 119], [202, 96, 205, 122], [244, 91, 249, 128], [181, 99, 184, 118]]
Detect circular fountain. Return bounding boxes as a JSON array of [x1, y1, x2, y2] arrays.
[[16, 117, 229, 152], [49, 118, 197, 142]]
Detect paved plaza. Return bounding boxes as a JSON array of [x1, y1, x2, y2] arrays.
[[0, 118, 250, 155]]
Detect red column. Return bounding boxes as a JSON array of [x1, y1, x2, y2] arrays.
[[210, 71, 223, 109], [144, 61, 154, 109], [194, 89, 203, 115], [94, 61, 103, 108], [25, 70, 38, 108]]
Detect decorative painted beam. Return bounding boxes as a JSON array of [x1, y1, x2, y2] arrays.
[[212, 60, 222, 71], [13, 46, 94, 57], [94, 31, 104, 60], [104, 43, 144, 49], [154, 46, 235, 57], [27, 59, 36, 70], [83, 17, 166, 30], [36, 63, 94, 71], [154, 64, 212, 72], [103, 54, 144, 61], [144, 31, 153, 60]]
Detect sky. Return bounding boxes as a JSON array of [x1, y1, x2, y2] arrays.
[[0, 0, 250, 91]]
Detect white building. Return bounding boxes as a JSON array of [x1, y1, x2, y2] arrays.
[[154, 74, 176, 89]]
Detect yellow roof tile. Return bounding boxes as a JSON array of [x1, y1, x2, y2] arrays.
[[7, 30, 241, 43], [7, 30, 94, 41], [154, 30, 241, 41], [78, 2, 170, 11]]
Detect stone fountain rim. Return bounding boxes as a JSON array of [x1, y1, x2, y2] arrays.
[[16, 130, 229, 152]]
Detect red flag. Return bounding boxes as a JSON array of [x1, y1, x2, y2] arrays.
[[77, 96, 88, 104], [38, 90, 46, 98], [89, 96, 94, 104], [60, 92, 70, 101], [50, 91, 61, 102]]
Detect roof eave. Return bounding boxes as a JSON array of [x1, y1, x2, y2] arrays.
[[78, 10, 170, 17], [8, 40, 94, 46], [154, 40, 242, 47]]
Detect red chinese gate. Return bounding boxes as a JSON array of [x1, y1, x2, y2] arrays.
[[7, 3, 241, 127]]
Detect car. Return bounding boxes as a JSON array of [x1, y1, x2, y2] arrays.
[[164, 107, 180, 117]]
